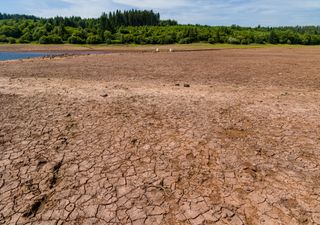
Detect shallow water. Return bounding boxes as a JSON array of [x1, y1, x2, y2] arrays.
[[0, 51, 110, 61], [0, 52, 53, 61]]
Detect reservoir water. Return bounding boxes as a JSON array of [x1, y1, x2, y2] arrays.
[[0, 51, 108, 61], [0, 52, 53, 61]]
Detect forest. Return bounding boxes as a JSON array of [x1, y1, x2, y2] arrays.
[[1, 10, 320, 45]]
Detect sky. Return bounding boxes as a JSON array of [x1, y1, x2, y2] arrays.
[[1, 0, 320, 26]]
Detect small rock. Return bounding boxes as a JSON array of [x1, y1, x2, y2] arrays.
[[131, 139, 138, 145], [101, 94, 108, 98], [175, 84, 180, 86], [184, 84, 190, 88]]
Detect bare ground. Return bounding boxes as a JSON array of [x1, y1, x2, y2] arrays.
[[0, 47, 320, 225]]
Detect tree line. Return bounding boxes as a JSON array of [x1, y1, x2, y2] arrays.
[[1, 11, 320, 45]]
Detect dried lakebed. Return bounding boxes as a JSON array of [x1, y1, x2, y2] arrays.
[[0, 48, 320, 225]]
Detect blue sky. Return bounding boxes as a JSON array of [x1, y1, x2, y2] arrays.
[[2, 0, 320, 26]]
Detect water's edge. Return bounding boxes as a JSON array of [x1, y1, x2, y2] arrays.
[[0, 51, 109, 61], [0, 52, 56, 61]]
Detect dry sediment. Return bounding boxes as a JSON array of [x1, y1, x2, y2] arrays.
[[0, 47, 320, 224]]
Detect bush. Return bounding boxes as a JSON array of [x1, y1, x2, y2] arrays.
[[255, 35, 267, 44], [32, 27, 47, 40], [118, 27, 130, 34], [208, 38, 217, 44], [39, 35, 63, 44], [120, 34, 134, 43], [144, 37, 158, 44], [19, 32, 32, 43], [159, 35, 175, 44], [86, 35, 102, 44], [110, 40, 122, 44], [133, 36, 142, 44], [17, 38, 30, 44], [0, 35, 8, 43], [179, 37, 192, 44], [68, 35, 85, 44], [103, 30, 113, 40], [241, 39, 250, 45], [228, 37, 240, 44], [7, 37, 16, 44], [71, 29, 87, 39], [105, 39, 112, 44], [0, 25, 21, 38], [38, 36, 48, 44]]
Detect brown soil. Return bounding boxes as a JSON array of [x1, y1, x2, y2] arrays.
[[0, 47, 320, 225]]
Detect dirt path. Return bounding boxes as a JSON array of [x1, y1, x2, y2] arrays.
[[0, 48, 320, 225]]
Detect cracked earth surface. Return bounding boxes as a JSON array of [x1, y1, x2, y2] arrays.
[[1, 48, 320, 225]]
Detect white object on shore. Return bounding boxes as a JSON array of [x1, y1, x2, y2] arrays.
[[169, 48, 174, 52], [155, 48, 159, 52]]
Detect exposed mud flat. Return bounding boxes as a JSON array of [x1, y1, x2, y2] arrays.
[[0, 47, 320, 225]]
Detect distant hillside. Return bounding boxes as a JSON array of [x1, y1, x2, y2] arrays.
[[1, 11, 320, 45]]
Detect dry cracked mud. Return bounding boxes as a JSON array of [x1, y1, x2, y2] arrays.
[[1, 47, 320, 225]]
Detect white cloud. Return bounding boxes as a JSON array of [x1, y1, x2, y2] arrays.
[[6, 0, 320, 26], [113, 0, 190, 9], [27, 0, 117, 18]]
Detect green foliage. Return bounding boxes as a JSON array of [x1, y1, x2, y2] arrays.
[[269, 30, 278, 44], [33, 27, 47, 41], [254, 33, 268, 44], [52, 25, 66, 38], [160, 20, 178, 26], [0, 13, 37, 20], [103, 30, 114, 43], [208, 38, 217, 44], [86, 35, 102, 44], [0, 25, 21, 38], [99, 10, 160, 33], [179, 37, 193, 44], [2, 11, 320, 45], [39, 35, 63, 44], [68, 35, 85, 44], [228, 37, 240, 44], [0, 34, 8, 42], [18, 38, 30, 44], [7, 37, 16, 44], [67, 28, 87, 44], [110, 40, 122, 44], [19, 32, 32, 43]]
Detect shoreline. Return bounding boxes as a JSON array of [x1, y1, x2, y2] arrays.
[[0, 43, 313, 54]]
